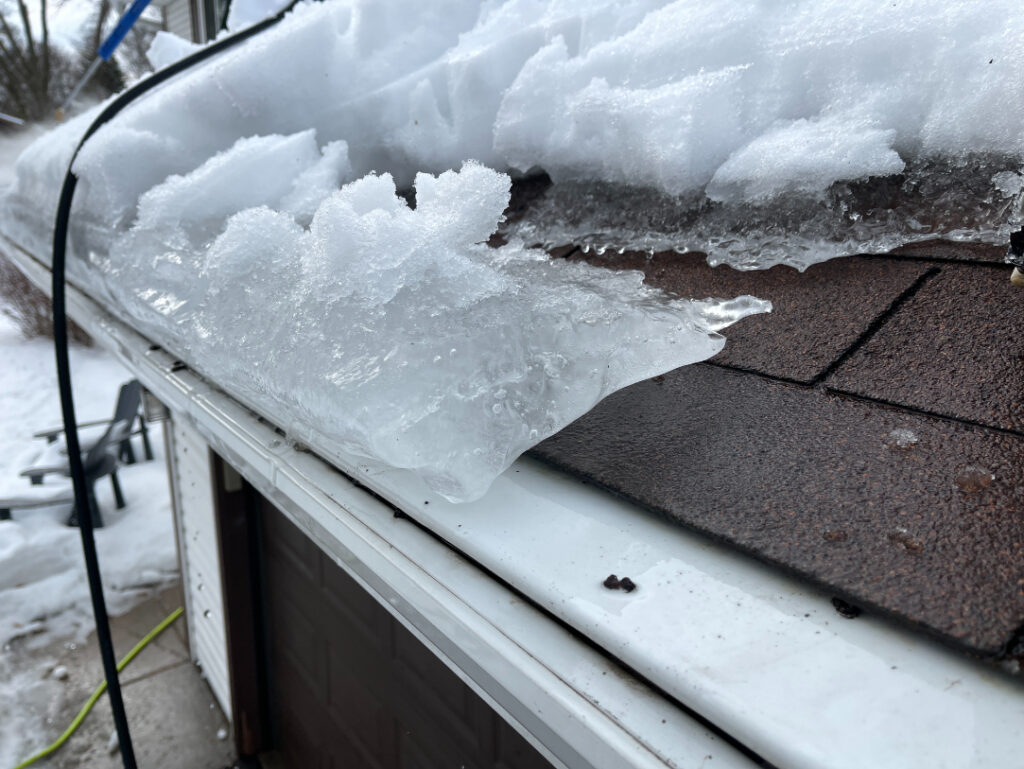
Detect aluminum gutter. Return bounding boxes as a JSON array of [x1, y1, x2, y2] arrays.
[[4, 239, 756, 769], [7, 238, 1024, 769]]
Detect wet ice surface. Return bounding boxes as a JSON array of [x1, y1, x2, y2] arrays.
[[886, 428, 920, 450], [5, 0, 1024, 498], [503, 158, 1024, 271], [97, 162, 769, 501]]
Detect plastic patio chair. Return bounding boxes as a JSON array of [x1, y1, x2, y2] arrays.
[[32, 379, 153, 467], [0, 418, 132, 527], [0, 382, 146, 528]]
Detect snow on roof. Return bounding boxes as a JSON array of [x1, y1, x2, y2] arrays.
[[2, 0, 1022, 498]]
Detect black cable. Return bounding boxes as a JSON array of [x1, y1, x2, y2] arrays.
[[51, 5, 300, 766], [1009, 228, 1024, 270]]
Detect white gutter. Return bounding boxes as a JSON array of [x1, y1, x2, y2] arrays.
[[7, 238, 1024, 769]]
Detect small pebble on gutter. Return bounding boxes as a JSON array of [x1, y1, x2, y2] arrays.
[[603, 575, 637, 592], [832, 598, 862, 619]]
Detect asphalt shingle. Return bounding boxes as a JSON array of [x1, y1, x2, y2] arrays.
[[828, 264, 1024, 433], [533, 363, 1024, 655], [533, 242, 1024, 658], [566, 250, 931, 384]]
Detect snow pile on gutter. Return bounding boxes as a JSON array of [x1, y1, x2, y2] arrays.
[[7, 0, 1023, 498]]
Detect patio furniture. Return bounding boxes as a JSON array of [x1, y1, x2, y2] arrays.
[[32, 379, 153, 467], [1, 419, 132, 527]]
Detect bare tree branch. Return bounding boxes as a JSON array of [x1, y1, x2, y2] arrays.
[[0, 32, 35, 105], [40, 0, 48, 98], [0, 42, 29, 115], [15, 0, 34, 62], [0, 11, 32, 79], [89, 0, 111, 55], [0, 0, 128, 120]]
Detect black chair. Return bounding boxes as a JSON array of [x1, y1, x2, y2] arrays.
[[67, 418, 131, 527], [2, 378, 146, 529], [32, 380, 153, 466], [5, 418, 132, 527]]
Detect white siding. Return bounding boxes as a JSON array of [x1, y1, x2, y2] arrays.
[[168, 416, 232, 720], [162, 0, 195, 42]]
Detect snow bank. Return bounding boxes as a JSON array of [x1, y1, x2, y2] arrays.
[[0, 654, 66, 768]]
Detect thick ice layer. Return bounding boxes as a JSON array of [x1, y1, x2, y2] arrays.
[[503, 157, 1024, 271], [136, 131, 352, 234], [90, 161, 767, 501]]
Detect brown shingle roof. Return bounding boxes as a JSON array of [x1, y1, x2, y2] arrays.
[[532, 239, 1024, 658]]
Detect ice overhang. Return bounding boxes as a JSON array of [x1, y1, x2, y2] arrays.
[[3, 0, 1024, 762], [5, 235, 1024, 769]]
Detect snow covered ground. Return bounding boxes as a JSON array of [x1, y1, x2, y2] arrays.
[[0, 125, 49, 189], [0, 312, 179, 766], [0, 313, 178, 647]]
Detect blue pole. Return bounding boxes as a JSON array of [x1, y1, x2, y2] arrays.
[[58, 0, 155, 117], [98, 0, 154, 61]]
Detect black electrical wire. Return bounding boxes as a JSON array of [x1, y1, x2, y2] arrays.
[[51, 4, 300, 766], [1009, 228, 1024, 270]]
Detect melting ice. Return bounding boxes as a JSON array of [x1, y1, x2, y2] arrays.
[[5, 0, 1023, 497], [91, 160, 769, 501]]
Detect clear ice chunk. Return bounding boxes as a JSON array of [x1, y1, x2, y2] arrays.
[[101, 162, 768, 501]]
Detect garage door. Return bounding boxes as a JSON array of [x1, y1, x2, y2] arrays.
[[260, 497, 558, 769]]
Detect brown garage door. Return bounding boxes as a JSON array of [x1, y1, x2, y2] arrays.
[[259, 497, 558, 769]]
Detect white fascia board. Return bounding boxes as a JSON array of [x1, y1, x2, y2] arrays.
[[5, 240, 757, 769], [8, 239, 1024, 769]]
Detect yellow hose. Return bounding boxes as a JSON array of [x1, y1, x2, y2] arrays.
[[11, 606, 184, 769]]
